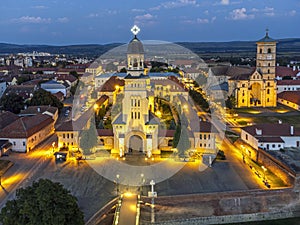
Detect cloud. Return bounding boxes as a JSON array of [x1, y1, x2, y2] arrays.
[[135, 13, 154, 21], [88, 13, 99, 18], [11, 16, 51, 24], [220, 0, 230, 5], [197, 18, 209, 24], [131, 9, 145, 13], [134, 13, 156, 25], [263, 7, 275, 16], [288, 10, 296, 16], [31, 5, 48, 9], [150, 0, 196, 11], [211, 16, 217, 23], [57, 17, 69, 23], [229, 8, 254, 20]]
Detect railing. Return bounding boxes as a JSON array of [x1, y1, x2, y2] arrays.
[[136, 195, 141, 225], [112, 196, 123, 225]]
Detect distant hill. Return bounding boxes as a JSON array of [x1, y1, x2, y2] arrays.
[[0, 38, 300, 56]]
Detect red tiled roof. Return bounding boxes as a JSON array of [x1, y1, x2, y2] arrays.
[[199, 121, 218, 133], [20, 106, 58, 116], [158, 129, 175, 137], [100, 76, 125, 92], [0, 111, 19, 130], [96, 95, 109, 105], [256, 136, 284, 143], [277, 80, 300, 86], [278, 91, 300, 105], [97, 129, 113, 136], [56, 74, 78, 83], [276, 66, 300, 78], [56, 121, 75, 132], [242, 123, 300, 137], [0, 114, 54, 138]]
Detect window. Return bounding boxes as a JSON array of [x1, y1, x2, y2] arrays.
[[259, 48, 262, 54], [71, 133, 74, 139], [268, 48, 271, 53], [242, 99, 245, 103], [267, 89, 270, 94], [272, 144, 275, 148], [23, 142, 25, 146], [131, 112, 134, 119], [278, 144, 281, 148], [208, 134, 210, 139], [245, 134, 248, 140], [267, 98, 270, 102], [200, 134, 202, 139], [200, 143, 202, 147], [67, 133, 69, 139], [13, 142, 16, 146], [63, 134, 65, 138], [204, 134, 206, 140], [268, 69, 270, 74]]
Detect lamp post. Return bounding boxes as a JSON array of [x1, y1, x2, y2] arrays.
[[116, 174, 120, 196], [140, 173, 145, 195], [261, 166, 267, 181], [52, 142, 55, 153]]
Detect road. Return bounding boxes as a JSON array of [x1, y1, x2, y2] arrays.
[[0, 134, 57, 209], [118, 194, 138, 225]]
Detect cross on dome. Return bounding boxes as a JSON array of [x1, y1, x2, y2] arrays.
[[131, 25, 140, 36]]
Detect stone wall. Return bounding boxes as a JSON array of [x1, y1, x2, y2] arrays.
[[256, 149, 295, 186], [140, 189, 299, 225]]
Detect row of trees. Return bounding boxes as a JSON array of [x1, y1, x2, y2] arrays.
[[0, 89, 64, 114], [189, 89, 209, 112]]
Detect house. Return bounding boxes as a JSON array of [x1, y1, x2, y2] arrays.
[[277, 91, 300, 111], [0, 114, 55, 152], [193, 121, 218, 154], [3, 85, 38, 101], [277, 80, 300, 93], [0, 80, 7, 98], [19, 106, 59, 123], [41, 80, 70, 97], [52, 91, 65, 102], [241, 123, 300, 151], [0, 140, 12, 157], [275, 66, 300, 80]]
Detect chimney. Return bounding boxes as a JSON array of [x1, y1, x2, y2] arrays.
[[291, 126, 294, 136], [37, 107, 41, 113], [287, 64, 290, 68], [293, 66, 296, 71], [256, 128, 262, 136], [278, 120, 282, 124]]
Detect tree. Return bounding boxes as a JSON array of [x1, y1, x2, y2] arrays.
[[0, 179, 84, 225], [0, 93, 25, 114], [29, 89, 63, 111], [169, 119, 176, 130], [79, 118, 98, 155], [225, 95, 236, 109], [119, 67, 127, 73]]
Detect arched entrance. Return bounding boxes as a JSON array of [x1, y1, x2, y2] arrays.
[[250, 82, 262, 106], [129, 135, 143, 153]]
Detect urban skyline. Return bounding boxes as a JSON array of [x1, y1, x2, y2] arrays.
[[0, 0, 299, 45]]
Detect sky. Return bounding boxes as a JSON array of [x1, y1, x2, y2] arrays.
[[0, 0, 299, 45]]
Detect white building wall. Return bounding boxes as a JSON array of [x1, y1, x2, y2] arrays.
[[0, 82, 7, 97], [277, 84, 300, 93], [281, 136, 300, 148]]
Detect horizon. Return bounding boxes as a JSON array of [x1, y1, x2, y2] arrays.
[[0, 0, 299, 45]]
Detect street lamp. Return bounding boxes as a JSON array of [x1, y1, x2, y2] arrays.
[[116, 174, 120, 196], [52, 142, 55, 153], [261, 166, 267, 181]]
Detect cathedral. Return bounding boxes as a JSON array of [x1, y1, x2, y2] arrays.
[[228, 30, 277, 108]]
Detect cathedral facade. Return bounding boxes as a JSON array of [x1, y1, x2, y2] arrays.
[[229, 31, 277, 108]]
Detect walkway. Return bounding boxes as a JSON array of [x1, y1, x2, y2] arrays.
[[118, 194, 138, 225]]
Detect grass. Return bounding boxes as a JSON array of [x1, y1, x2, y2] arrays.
[[0, 159, 13, 175]]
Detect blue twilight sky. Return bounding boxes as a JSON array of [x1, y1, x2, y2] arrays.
[[0, 0, 299, 45]]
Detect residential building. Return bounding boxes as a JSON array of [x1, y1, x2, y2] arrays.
[[277, 91, 300, 111], [241, 123, 300, 151]]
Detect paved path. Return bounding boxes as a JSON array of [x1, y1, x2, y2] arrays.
[[119, 194, 138, 225]]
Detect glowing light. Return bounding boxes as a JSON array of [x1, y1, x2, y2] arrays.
[[131, 25, 140, 36]]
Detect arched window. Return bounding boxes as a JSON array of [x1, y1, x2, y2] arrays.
[[268, 48, 272, 53], [267, 89, 270, 94], [259, 48, 262, 54], [268, 69, 270, 74]]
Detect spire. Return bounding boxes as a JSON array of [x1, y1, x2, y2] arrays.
[[265, 28, 269, 38]]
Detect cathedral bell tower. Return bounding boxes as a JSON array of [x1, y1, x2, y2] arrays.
[[256, 29, 277, 80], [127, 25, 145, 76]]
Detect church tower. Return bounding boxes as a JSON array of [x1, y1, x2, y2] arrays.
[[256, 29, 277, 80], [127, 25, 145, 76]]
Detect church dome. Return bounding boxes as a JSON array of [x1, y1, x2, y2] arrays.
[[127, 36, 144, 54]]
